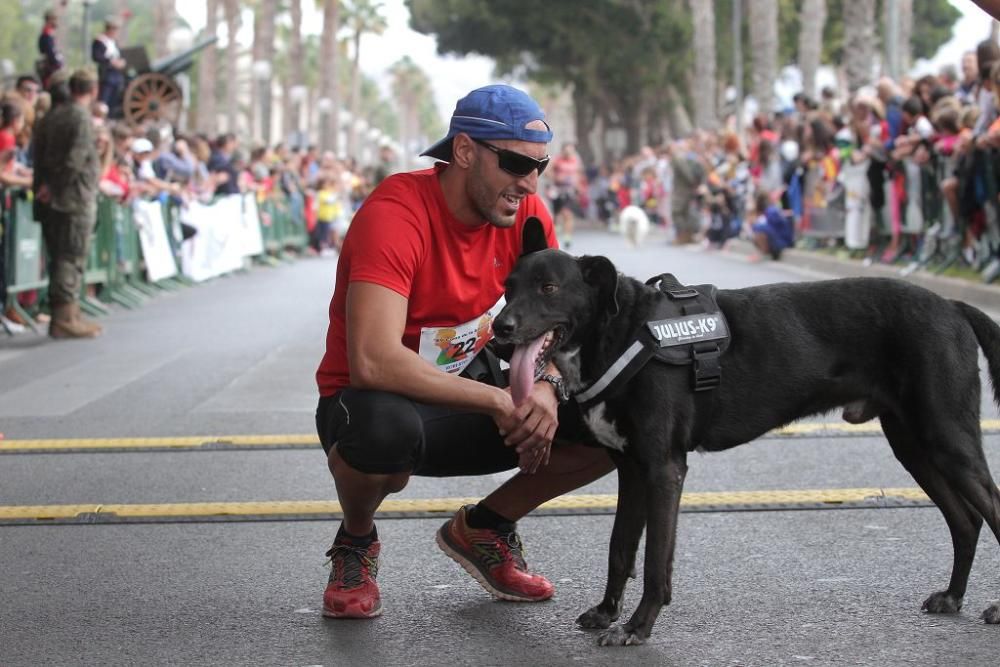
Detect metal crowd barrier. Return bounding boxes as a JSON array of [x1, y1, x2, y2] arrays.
[[2, 188, 308, 333]]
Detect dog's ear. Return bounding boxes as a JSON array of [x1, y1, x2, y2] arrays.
[[520, 217, 549, 256], [578, 255, 620, 317]]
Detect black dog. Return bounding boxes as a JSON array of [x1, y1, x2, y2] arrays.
[[492, 219, 1000, 646]]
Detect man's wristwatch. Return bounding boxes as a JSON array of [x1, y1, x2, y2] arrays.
[[538, 373, 570, 404]]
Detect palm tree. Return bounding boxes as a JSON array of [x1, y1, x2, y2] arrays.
[[883, 0, 913, 78], [843, 0, 876, 93], [153, 0, 176, 59], [223, 0, 242, 133], [319, 0, 341, 153], [195, 0, 220, 135], [251, 0, 277, 144], [390, 56, 430, 170], [285, 0, 305, 144], [748, 0, 778, 115], [343, 0, 387, 159], [798, 0, 826, 98], [689, 0, 717, 130]]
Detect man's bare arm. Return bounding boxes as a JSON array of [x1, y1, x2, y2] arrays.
[[346, 281, 512, 419]]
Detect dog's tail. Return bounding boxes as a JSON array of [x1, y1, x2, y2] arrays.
[[955, 300, 1000, 406]]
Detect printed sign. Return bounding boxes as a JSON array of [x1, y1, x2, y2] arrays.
[[647, 313, 728, 348], [132, 199, 178, 282]]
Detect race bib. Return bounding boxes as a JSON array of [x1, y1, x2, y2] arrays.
[[418, 296, 506, 375]]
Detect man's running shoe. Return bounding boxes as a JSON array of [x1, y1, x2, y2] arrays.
[[322, 538, 382, 618], [435, 505, 554, 602]]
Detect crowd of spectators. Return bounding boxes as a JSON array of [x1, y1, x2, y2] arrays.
[[0, 62, 398, 331], [548, 39, 1000, 277]]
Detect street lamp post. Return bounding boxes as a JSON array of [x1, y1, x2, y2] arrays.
[[252, 60, 272, 146]]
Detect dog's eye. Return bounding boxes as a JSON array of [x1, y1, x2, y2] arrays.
[[541, 284, 558, 294]]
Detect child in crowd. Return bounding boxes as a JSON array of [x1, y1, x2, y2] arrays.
[[313, 176, 344, 255], [749, 190, 795, 261]]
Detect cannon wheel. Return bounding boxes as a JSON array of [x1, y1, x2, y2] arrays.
[[123, 73, 182, 126]]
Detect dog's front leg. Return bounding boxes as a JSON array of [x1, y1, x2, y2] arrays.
[[598, 443, 688, 647], [577, 454, 646, 630]]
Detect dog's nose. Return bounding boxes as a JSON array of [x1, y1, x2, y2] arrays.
[[492, 316, 516, 339]]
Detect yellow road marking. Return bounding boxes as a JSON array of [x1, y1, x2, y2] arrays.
[[0, 488, 931, 521], [0, 434, 320, 451], [4, 420, 1000, 452]]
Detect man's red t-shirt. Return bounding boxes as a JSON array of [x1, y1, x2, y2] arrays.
[[316, 164, 558, 396]]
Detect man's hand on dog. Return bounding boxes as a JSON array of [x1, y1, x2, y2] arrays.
[[494, 380, 559, 474]]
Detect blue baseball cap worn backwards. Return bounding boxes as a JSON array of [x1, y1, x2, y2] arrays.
[[420, 84, 553, 162]]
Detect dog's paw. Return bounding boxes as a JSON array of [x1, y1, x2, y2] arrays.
[[576, 605, 616, 630], [921, 591, 963, 614], [597, 624, 646, 647], [982, 603, 1000, 624]]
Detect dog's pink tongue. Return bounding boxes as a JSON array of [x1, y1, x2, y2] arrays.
[[509, 334, 547, 407]]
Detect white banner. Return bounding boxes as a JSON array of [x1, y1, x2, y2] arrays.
[[239, 193, 265, 258], [180, 196, 246, 282], [132, 199, 178, 283]]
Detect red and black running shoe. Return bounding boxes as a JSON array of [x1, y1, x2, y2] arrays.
[[322, 539, 382, 619], [436, 505, 554, 602]]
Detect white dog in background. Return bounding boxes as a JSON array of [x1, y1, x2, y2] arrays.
[[618, 204, 651, 248]]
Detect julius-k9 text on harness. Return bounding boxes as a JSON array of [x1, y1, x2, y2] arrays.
[[574, 273, 731, 410]]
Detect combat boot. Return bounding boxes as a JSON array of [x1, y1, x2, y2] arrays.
[[49, 302, 103, 339]]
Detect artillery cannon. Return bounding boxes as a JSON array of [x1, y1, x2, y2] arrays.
[[119, 35, 217, 126]]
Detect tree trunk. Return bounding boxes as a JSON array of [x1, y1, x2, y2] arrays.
[[195, 0, 219, 135], [572, 86, 597, 167], [153, 0, 175, 59], [249, 8, 260, 141], [666, 85, 693, 140], [689, 0, 717, 130], [223, 0, 241, 134], [55, 2, 71, 65], [897, 0, 913, 75], [843, 0, 876, 93], [286, 0, 304, 146], [798, 0, 826, 98], [254, 0, 276, 145], [882, 0, 911, 79], [320, 0, 340, 153], [748, 0, 778, 115], [620, 97, 644, 156], [348, 31, 362, 158]]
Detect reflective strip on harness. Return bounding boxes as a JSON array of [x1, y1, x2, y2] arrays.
[[574, 340, 648, 407]]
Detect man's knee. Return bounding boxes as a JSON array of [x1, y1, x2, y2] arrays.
[[322, 390, 425, 475], [328, 446, 411, 494]]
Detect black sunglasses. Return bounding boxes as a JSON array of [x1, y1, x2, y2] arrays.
[[472, 138, 550, 177]]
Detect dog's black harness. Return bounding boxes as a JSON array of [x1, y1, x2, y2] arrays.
[[574, 274, 731, 410]]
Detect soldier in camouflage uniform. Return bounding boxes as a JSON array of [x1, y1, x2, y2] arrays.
[[32, 68, 102, 338]]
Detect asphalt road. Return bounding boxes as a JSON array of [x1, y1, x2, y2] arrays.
[[2, 226, 1000, 666]]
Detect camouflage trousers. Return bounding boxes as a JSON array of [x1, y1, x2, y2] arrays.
[[39, 207, 95, 308]]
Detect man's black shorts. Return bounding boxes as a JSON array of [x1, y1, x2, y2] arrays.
[[315, 356, 594, 477]]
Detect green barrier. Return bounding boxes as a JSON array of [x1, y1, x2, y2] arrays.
[[257, 191, 308, 261], [80, 200, 113, 317], [2, 189, 47, 332], [95, 196, 146, 309], [3, 188, 306, 334]]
